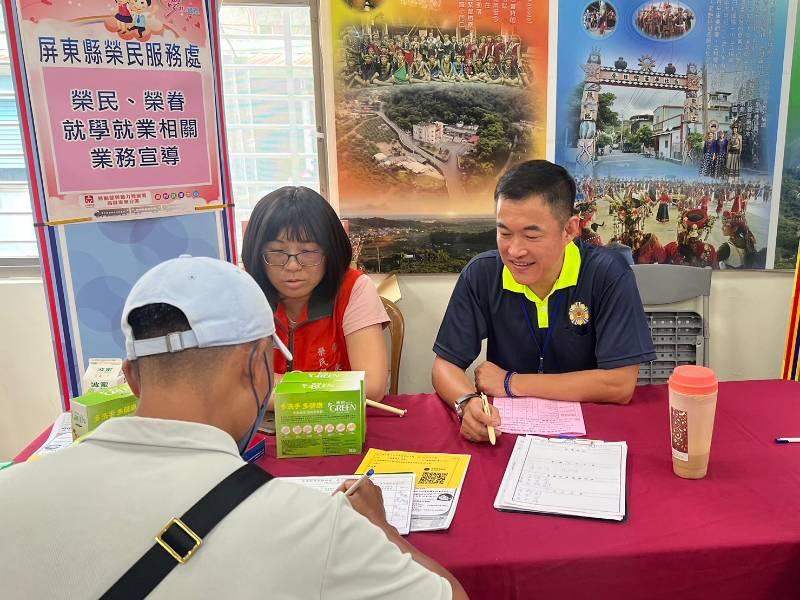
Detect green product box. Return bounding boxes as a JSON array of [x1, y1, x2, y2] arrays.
[[71, 383, 138, 439], [275, 371, 365, 458], [281, 371, 366, 442]]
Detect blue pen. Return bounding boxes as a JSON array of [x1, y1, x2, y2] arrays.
[[775, 437, 800, 444], [345, 468, 375, 497], [242, 439, 267, 462]]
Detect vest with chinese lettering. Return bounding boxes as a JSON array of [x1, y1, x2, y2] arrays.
[[272, 268, 362, 374]]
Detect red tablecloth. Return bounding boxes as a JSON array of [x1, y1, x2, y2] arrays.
[[257, 381, 800, 600], [14, 381, 800, 599]]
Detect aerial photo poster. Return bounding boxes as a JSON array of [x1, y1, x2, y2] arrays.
[[331, 0, 549, 273]]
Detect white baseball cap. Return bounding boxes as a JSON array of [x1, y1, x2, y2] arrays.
[[121, 255, 292, 361]]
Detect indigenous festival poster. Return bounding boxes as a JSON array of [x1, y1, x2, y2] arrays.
[[775, 8, 800, 270], [555, 0, 790, 269], [6, 0, 225, 223], [331, 0, 548, 273]]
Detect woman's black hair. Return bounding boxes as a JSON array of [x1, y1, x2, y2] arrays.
[[241, 186, 352, 308]]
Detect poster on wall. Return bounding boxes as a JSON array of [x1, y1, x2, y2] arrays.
[[60, 213, 224, 374], [331, 0, 548, 273], [775, 8, 800, 270], [555, 0, 790, 269], [7, 0, 226, 224]]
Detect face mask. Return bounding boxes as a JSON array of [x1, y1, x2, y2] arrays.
[[237, 345, 273, 456]]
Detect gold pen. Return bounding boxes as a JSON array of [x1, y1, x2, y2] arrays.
[[481, 393, 496, 445]]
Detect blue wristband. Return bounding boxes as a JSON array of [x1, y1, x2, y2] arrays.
[[504, 371, 517, 398]]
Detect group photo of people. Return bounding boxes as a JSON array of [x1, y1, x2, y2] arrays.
[[582, 1, 618, 38], [340, 27, 531, 88], [635, 1, 696, 40]]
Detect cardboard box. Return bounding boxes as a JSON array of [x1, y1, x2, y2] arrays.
[[81, 358, 125, 393], [275, 371, 365, 458], [71, 383, 138, 439]]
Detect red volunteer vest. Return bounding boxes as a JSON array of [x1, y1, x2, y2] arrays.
[[272, 268, 362, 374]]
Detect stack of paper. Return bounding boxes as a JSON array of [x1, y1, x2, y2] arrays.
[[29, 412, 73, 460], [356, 449, 471, 532], [494, 435, 627, 521], [494, 396, 586, 436], [279, 473, 415, 535]]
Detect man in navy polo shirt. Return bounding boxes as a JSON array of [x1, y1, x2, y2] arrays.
[[432, 160, 655, 443]]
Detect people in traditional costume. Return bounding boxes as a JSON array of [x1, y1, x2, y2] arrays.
[[656, 190, 670, 223], [452, 55, 465, 80], [477, 36, 491, 61], [716, 187, 727, 216], [633, 232, 666, 264], [731, 187, 744, 214], [463, 36, 478, 61], [715, 131, 728, 179], [482, 56, 503, 84], [505, 34, 521, 66], [409, 54, 430, 82], [581, 226, 603, 247], [438, 55, 456, 81], [373, 54, 395, 86], [462, 58, 476, 81], [438, 34, 454, 61], [698, 189, 712, 215], [717, 211, 758, 269], [342, 58, 361, 88], [391, 49, 410, 83], [427, 56, 442, 80], [727, 126, 743, 180], [700, 131, 715, 177], [663, 209, 719, 268], [500, 58, 522, 86]]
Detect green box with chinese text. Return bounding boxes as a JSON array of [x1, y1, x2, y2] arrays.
[[70, 384, 138, 439], [275, 371, 365, 458]]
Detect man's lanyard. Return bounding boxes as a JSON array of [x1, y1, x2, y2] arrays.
[[519, 292, 564, 374]]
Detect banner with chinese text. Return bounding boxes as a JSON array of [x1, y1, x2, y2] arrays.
[[331, 0, 548, 273], [10, 0, 226, 223]]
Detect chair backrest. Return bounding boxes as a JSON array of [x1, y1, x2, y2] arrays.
[[631, 264, 712, 369], [381, 297, 405, 395], [631, 264, 711, 305]]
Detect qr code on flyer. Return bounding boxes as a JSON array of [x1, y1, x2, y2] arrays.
[[419, 470, 447, 486]]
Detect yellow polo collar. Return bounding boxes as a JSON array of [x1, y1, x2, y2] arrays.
[[502, 241, 582, 327]]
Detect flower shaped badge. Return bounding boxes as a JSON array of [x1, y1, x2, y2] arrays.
[[569, 302, 590, 326]]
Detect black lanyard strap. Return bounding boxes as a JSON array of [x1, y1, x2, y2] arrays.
[[101, 463, 273, 600], [519, 292, 564, 373]]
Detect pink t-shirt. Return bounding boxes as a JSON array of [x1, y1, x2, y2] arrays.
[[342, 274, 390, 336], [117, 4, 131, 17]]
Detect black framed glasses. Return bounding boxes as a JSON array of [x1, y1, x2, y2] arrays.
[[262, 250, 324, 267]]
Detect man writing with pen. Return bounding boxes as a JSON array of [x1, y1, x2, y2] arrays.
[[431, 160, 656, 443], [1, 256, 467, 599]]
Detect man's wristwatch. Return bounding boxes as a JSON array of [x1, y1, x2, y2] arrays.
[[454, 392, 482, 421]]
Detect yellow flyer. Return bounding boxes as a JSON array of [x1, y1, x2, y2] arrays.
[[356, 449, 470, 532]]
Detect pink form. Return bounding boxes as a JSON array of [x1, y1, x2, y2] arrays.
[[493, 396, 586, 436]]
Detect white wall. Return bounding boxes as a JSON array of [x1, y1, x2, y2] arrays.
[[1, 271, 793, 460], [0, 279, 61, 461]]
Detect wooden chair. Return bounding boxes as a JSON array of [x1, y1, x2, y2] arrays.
[[381, 297, 405, 395]]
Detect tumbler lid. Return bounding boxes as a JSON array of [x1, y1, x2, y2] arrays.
[[669, 365, 718, 396]]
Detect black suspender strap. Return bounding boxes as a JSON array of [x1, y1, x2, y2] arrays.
[[101, 463, 273, 600]]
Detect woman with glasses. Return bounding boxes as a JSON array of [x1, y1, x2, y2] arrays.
[[242, 186, 390, 401]]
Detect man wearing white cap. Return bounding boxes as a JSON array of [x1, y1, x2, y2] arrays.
[[0, 256, 465, 599]]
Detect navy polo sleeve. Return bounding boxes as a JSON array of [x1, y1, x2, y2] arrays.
[[594, 269, 656, 369], [433, 264, 488, 370]]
